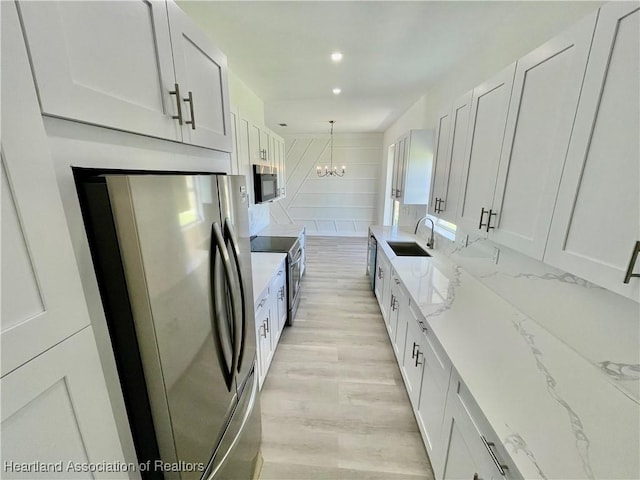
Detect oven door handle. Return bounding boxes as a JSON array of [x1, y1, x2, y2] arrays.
[[290, 247, 303, 265]]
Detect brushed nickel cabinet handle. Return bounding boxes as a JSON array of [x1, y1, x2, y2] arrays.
[[264, 318, 269, 333], [486, 209, 497, 232], [169, 83, 183, 125], [481, 435, 508, 476], [184, 91, 196, 129], [415, 350, 423, 367], [623, 241, 640, 284], [479, 207, 488, 230], [412, 342, 419, 359]]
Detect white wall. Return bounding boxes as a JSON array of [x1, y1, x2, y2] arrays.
[[271, 132, 383, 236]]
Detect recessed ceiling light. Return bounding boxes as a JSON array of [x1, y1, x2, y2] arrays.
[[333, 88, 342, 95], [331, 52, 343, 63]]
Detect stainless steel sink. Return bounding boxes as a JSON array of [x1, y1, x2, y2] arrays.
[[386, 241, 431, 257]]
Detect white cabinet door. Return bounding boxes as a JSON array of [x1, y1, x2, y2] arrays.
[[255, 292, 272, 389], [440, 91, 473, 224], [1, 1, 91, 376], [167, 1, 232, 152], [229, 107, 241, 175], [278, 138, 287, 198], [545, 3, 640, 301], [392, 279, 410, 361], [430, 109, 452, 216], [416, 315, 452, 470], [1, 327, 126, 478], [457, 64, 516, 235], [490, 12, 597, 260], [374, 245, 390, 320], [274, 267, 287, 335], [18, 0, 180, 142], [441, 375, 520, 480], [401, 313, 425, 409]]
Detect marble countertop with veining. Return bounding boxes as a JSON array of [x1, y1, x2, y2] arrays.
[[257, 224, 305, 238], [370, 225, 639, 480], [251, 252, 286, 307]]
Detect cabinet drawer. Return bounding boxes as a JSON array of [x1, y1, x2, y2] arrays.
[[448, 374, 522, 480], [411, 302, 452, 391]]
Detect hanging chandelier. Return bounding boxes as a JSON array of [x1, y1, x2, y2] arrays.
[[316, 120, 345, 177]]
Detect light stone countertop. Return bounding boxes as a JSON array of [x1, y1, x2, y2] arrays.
[[257, 224, 305, 238], [251, 252, 286, 307], [369, 225, 639, 480]]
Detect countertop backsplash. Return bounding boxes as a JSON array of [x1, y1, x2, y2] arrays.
[[408, 224, 640, 404]]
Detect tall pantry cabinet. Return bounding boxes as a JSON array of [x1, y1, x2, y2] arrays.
[[1, 1, 126, 473]]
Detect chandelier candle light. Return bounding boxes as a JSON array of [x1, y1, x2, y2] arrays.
[[317, 120, 346, 177]]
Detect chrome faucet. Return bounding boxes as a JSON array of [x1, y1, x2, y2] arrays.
[[415, 216, 435, 249]]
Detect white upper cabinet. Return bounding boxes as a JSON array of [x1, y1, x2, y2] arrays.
[[545, 3, 640, 301], [428, 109, 452, 216], [457, 64, 516, 235], [391, 130, 435, 205], [163, 1, 232, 151], [1, 1, 91, 376], [490, 12, 597, 259], [18, 0, 180, 141], [18, 0, 232, 152], [431, 91, 473, 223]]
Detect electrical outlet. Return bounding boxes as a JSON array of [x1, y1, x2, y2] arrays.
[[493, 246, 500, 264]]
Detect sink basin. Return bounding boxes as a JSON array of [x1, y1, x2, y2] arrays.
[[386, 241, 431, 257]]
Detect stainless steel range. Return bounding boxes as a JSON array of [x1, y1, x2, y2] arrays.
[[250, 236, 302, 325]]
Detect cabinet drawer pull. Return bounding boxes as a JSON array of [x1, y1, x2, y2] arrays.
[[169, 83, 183, 125], [184, 91, 196, 129], [391, 294, 397, 311], [415, 350, 423, 367], [378, 266, 383, 279], [623, 241, 640, 284], [412, 342, 419, 359], [479, 207, 488, 230], [480, 435, 508, 476], [486, 209, 497, 232], [394, 278, 400, 285], [391, 188, 396, 196], [260, 325, 267, 338], [396, 189, 402, 197], [264, 319, 269, 333], [418, 320, 427, 333], [258, 298, 267, 308]]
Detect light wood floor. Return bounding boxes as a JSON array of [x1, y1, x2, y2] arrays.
[[259, 236, 434, 480]]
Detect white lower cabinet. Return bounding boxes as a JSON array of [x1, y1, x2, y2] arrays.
[[390, 272, 410, 359], [255, 259, 287, 389], [416, 308, 452, 473], [375, 238, 521, 480], [1, 327, 127, 478], [401, 307, 426, 409], [273, 267, 287, 341], [255, 287, 273, 389], [440, 373, 521, 480], [374, 246, 391, 321]]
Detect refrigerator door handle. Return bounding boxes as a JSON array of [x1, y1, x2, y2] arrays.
[[210, 222, 240, 391], [223, 218, 247, 373]]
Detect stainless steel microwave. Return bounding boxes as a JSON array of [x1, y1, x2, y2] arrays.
[[253, 165, 278, 203]]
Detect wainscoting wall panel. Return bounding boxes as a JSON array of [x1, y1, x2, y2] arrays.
[[271, 133, 384, 236]]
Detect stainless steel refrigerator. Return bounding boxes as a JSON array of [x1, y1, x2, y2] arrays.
[[76, 171, 261, 480]]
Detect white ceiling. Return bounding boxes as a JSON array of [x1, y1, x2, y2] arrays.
[[177, 1, 601, 134]]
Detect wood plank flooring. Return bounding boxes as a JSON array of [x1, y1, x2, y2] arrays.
[[259, 236, 434, 480]]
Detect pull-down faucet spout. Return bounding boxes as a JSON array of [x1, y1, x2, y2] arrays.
[[415, 216, 435, 249]]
